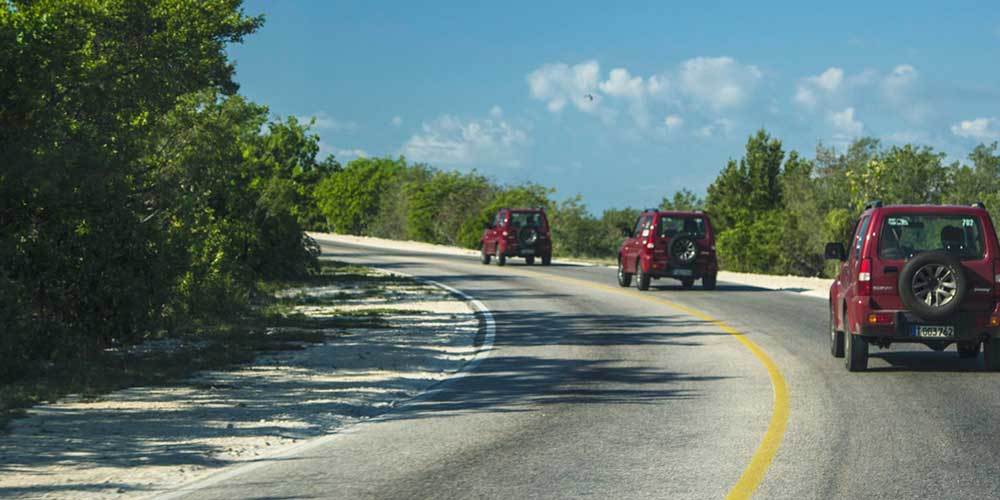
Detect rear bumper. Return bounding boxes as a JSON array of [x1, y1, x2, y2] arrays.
[[648, 258, 718, 279], [858, 309, 1000, 341], [500, 241, 551, 257]]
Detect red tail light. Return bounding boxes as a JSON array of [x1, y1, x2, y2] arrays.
[[858, 258, 872, 296]]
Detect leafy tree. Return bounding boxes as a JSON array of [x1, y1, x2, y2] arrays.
[[659, 189, 704, 211], [314, 157, 406, 234], [0, 0, 262, 380], [550, 196, 604, 257]]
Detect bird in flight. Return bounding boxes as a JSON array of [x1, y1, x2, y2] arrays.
[[584, 94, 595, 102]]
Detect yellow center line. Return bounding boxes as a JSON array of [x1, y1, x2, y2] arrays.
[[487, 265, 790, 499]]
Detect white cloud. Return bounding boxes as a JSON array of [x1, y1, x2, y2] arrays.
[[829, 107, 863, 138], [402, 112, 529, 167], [391, 116, 403, 127], [489, 105, 503, 118], [951, 118, 1000, 140], [695, 118, 734, 138], [296, 112, 357, 131], [882, 64, 917, 100], [318, 142, 367, 160], [677, 57, 762, 110], [794, 67, 844, 107], [526, 56, 760, 131], [527, 60, 601, 113], [664, 114, 683, 130], [600, 68, 645, 99]]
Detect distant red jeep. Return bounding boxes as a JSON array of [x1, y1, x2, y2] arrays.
[[481, 208, 552, 266], [617, 209, 718, 291]]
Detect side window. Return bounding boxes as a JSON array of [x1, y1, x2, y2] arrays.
[[638, 215, 653, 237], [850, 215, 871, 259], [494, 211, 505, 228], [632, 216, 644, 236]]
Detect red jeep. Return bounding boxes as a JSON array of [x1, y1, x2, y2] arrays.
[[617, 209, 718, 291], [826, 201, 1000, 371], [481, 207, 552, 266]]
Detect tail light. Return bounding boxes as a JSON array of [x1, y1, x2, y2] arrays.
[[858, 258, 872, 296]]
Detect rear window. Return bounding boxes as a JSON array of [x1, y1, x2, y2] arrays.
[[658, 216, 706, 238], [878, 214, 985, 260], [508, 212, 545, 228]]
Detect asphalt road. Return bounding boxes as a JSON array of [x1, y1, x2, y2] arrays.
[[170, 239, 1000, 500]]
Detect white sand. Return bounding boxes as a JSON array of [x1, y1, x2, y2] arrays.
[[0, 270, 480, 499]]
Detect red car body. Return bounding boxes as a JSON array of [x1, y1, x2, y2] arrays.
[[827, 202, 1000, 371], [480, 208, 552, 266], [617, 209, 718, 290]]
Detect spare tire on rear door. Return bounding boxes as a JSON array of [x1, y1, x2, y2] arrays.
[[518, 227, 539, 246], [668, 233, 698, 267], [898, 251, 967, 321]]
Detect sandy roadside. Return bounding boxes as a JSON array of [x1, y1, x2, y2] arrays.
[[0, 266, 482, 499], [309, 232, 832, 299]]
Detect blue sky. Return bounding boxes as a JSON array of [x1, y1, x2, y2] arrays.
[[228, 1, 1000, 212]]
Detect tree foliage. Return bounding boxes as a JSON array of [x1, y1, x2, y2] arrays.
[[0, 1, 329, 383]]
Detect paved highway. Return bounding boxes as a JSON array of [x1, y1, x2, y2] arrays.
[[169, 238, 1000, 499]]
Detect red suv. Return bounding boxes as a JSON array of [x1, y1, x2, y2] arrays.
[[481, 207, 552, 266], [617, 209, 718, 291], [826, 201, 1000, 371]]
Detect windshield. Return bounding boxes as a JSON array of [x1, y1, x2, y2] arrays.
[[658, 216, 707, 238], [508, 212, 546, 228], [879, 214, 984, 260]]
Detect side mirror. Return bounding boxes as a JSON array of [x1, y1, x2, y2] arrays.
[[621, 226, 632, 238], [824, 242, 847, 261]]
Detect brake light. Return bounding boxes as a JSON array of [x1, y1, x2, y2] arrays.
[[858, 258, 872, 296], [867, 312, 893, 325]]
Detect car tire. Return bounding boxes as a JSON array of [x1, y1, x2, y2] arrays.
[[984, 338, 1000, 371], [681, 278, 694, 289], [541, 254, 551, 266], [617, 258, 632, 287], [702, 273, 717, 290], [525, 256, 535, 265], [496, 248, 506, 266], [635, 261, 650, 291], [830, 309, 845, 358], [481, 245, 491, 265], [898, 251, 967, 321], [958, 342, 980, 359], [845, 324, 868, 372]]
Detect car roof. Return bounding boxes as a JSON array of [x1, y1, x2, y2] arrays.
[[505, 207, 545, 212], [866, 204, 989, 216], [644, 210, 706, 216]]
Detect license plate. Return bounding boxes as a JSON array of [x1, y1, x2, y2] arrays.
[[913, 325, 954, 338], [521, 249, 534, 255], [673, 269, 692, 277]]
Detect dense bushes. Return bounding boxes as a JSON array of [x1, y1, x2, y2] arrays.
[[0, 1, 324, 382]]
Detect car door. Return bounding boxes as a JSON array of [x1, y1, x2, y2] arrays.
[[840, 214, 871, 331], [485, 210, 503, 253], [625, 215, 651, 271]]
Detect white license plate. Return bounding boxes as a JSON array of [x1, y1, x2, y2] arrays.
[[914, 325, 954, 338], [521, 249, 534, 255], [673, 269, 692, 277]]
